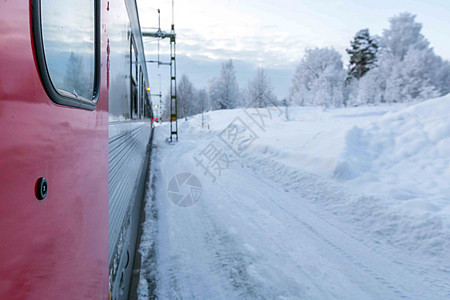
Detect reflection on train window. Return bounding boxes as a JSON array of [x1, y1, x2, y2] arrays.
[[41, 0, 95, 101]]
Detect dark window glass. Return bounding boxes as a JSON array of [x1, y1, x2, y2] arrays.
[[131, 37, 137, 82], [139, 67, 144, 118], [41, 0, 95, 101], [130, 37, 138, 119]]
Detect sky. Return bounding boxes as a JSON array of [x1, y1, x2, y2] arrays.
[[137, 0, 450, 99]]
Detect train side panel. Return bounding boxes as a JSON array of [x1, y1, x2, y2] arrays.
[[0, 1, 109, 299], [108, 0, 154, 299]]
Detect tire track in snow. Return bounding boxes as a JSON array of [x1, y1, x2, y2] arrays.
[[201, 215, 264, 299], [150, 136, 268, 299], [218, 181, 407, 298], [214, 181, 342, 299], [241, 154, 449, 298], [233, 176, 409, 298]]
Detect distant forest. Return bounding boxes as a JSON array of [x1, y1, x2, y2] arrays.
[[164, 12, 450, 119]]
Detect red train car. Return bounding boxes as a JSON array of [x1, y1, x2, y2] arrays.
[[0, 1, 153, 299]]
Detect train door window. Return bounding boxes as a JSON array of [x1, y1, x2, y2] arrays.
[[130, 36, 138, 119], [33, 0, 100, 110]]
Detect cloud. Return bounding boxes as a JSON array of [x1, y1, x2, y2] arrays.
[[138, 0, 450, 72], [143, 27, 321, 69], [137, 0, 327, 70]]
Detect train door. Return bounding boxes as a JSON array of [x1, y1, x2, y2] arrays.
[[0, 1, 109, 298]]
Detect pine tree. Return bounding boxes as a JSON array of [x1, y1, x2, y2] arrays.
[[346, 29, 378, 81]]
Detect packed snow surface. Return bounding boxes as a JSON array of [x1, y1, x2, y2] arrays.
[[138, 96, 450, 299]]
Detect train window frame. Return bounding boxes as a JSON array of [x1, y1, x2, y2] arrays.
[[32, 0, 101, 110]]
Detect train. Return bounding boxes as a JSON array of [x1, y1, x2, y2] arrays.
[[0, 1, 154, 299]]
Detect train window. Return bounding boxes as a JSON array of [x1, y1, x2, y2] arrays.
[[131, 80, 138, 119], [130, 36, 138, 119], [131, 37, 138, 83], [144, 89, 151, 119], [139, 67, 144, 118], [33, 0, 100, 110]]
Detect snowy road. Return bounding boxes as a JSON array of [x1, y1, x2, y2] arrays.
[[138, 103, 449, 299]]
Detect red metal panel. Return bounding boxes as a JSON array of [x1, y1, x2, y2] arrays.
[[0, 1, 109, 299]]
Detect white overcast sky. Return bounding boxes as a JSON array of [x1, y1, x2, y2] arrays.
[[137, 0, 450, 69]]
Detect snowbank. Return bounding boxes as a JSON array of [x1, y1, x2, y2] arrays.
[[333, 95, 450, 256], [336, 95, 450, 187]]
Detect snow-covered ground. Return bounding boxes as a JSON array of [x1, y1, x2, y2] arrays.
[[138, 95, 450, 299]]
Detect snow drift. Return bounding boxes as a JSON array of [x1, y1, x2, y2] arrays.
[[333, 95, 450, 257]]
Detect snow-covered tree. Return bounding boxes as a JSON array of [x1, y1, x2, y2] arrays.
[[290, 47, 345, 107], [196, 88, 209, 113], [346, 29, 378, 80], [354, 12, 449, 104], [379, 13, 448, 102], [240, 86, 249, 107], [209, 60, 240, 110], [287, 12, 449, 107], [247, 68, 276, 107], [177, 74, 195, 119], [343, 77, 359, 106], [162, 74, 205, 120], [356, 62, 390, 105], [207, 78, 220, 110], [435, 60, 450, 96], [382, 12, 429, 61], [384, 48, 440, 102]]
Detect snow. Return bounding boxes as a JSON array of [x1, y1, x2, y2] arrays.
[[138, 96, 450, 299], [332, 96, 450, 257]]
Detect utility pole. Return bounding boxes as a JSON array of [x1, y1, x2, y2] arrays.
[[143, 4, 178, 141]]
